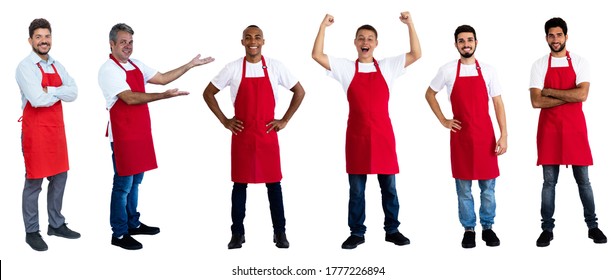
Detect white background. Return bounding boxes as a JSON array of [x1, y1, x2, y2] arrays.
[[1, 0, 613, 279]]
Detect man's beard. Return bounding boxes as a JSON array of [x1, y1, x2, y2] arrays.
[[549, 42, 566, 53], [33, 44, 50, 55]]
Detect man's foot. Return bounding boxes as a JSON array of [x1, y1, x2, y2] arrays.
[[341, 235, 365, 249], [48, 223, 81, 239], [385, 231, 410, 246], [128, 223, 160, 235], [588, 227, 607, 244], [536, 230, 553, 247], [111, 235, 143, 250], [461, 231, 476, 248], [26, 232, 48, 251], [228, 234, 245, 249], [273, 232, 290, 248], [481, 229, 500, 247]]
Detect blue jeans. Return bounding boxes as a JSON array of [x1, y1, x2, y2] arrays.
[[231, 182, 286, 235], [348, 174, 400, 236], [541, 165, 598, 231], [455, 179, 496, 230], [110, 143, 144, 238]]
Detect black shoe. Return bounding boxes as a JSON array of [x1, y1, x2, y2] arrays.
[[461, 231, 476, 248], [588, 228, 607, 244], [385, 231, 410, 246], [228, 234, 245, 249], [273, 232, 290, 248], [128, 223, 160, 235], [341, 235, 365, 249], [111, 235, 142, 250], [482, 229, 500, 247], [536, 230, 553, 247], [26, 232, 48, 251], [48, 223, 81, 239]]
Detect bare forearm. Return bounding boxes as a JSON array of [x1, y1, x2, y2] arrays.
[[405, 21, 421, 67], [425, 89, 446, 124], [530, 88, 567, 108], [281, 83, 306, 122], [493, 96, 508, 137]]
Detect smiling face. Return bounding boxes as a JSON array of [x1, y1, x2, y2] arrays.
[[455, 32, 477, 59], [241, 26, 265, 62], [110, 30, 133, 63], [546, 26, 567, 56], [354, 29, 378, 63], [29, 28, 52, 59]]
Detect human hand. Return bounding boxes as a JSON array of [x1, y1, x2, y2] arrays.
[[224, 117, 244, 135], [495, 136, 508, 156], [190, 54, 215, 68], [163, 88, 190, 98], [442, 119, 462, 132], [399, 11, 413, 25], [266, 119, 288, 133], [321, 14, 334, 27]]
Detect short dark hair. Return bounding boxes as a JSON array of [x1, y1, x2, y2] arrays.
[[109, 23, 134, 43], [29, 18, 51, 38], [243, 25, 262, 37], [356, 24, 378, 39], [454, 25, 476, 41], [545, 17, 567, 36]]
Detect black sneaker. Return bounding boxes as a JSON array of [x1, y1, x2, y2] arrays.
[[228, 234, 245, 249], [128, 223, 160, 235], [385, 231, 410, 246], [341, 235, 365, 249], [461, 231, 476, 248], [111, 235, 143, 250], [482, 229, 500, 247], [48, 223, 81, 239], [273, 232, 290, 248], [536, 230, 553, 247], [26, 232, 48, 251], [588, 227, 607, 244]]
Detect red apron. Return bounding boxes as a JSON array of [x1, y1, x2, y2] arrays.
[[450, 60, 499, 180], [108, 54, 157, 176], [21, 63, 69, 179], [231, 56, 282, 183], [346, 59, 399, 174], [536, 51, 592, 165]]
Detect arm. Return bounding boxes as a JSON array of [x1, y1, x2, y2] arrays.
[[311, 14, 334, 70], [530, 87, 567, 108], [49, 63, 78, 102], [399, 11, 421, 67], [266, 82, 306, 133], [492, 95, 508, 156], [202, 82, 243, 135], [16, 63, 59, 107], [148, 54, 215, 85], [117, 88, 188, 105], [541, 82, 589, 103], [425, 87, 461, 132]]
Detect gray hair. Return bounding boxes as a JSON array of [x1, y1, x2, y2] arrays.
[[109, 23, 134, 42]]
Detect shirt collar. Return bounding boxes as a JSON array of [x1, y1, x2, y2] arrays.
[[27, 51, 55, 65]]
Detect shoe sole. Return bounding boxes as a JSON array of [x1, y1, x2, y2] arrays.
[[589, 236, 607, 244], [111, 242, 143, 250], [462, 243, 476, 249], [385, 239, 410, 246], [48, 232, 81, 239], [341, 240, 365, 249]]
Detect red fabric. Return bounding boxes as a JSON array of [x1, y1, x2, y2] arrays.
[[537, 51, 592, 165], [449, 60, 499, 180], [108, 54, 157, 176], [22, 63, 69, 179], [345, 59, 399, 174], [231, 56, 282, 183]]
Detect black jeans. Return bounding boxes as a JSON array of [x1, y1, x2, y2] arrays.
[[231, 182, 286, 235]]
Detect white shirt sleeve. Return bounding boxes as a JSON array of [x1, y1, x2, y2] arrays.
[[48, 60, 78, 103]]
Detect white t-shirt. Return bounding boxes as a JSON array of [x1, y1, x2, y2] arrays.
[[98, 58, 157, 110], [529, 52, 590, 89], [327, 54, 406, 93], [429, 60, 503, 99], [98, 57, 158, 141], [211, 56, 299, 104]]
